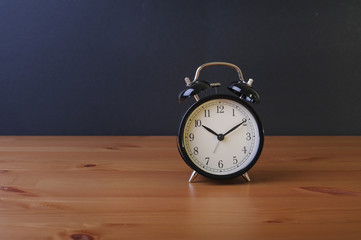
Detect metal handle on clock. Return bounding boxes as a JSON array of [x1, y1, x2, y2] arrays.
[[191, 62, 246, 84]]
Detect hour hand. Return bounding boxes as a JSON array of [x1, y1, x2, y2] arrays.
[[202, 125, 219, 137]]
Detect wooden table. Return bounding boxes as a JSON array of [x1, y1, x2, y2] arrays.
[[0, 136, 360, 240]]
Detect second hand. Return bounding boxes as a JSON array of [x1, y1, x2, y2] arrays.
[[213, 140, 220, 153]]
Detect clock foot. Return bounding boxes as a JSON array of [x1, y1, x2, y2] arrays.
[[242, 172, 251, 182], [188, 171, 199, 183]]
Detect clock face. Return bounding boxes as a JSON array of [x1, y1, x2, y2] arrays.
[[178, 95, 264, 179]]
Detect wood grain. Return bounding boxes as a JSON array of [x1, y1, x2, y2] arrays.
[[0, 136, 360, 240]]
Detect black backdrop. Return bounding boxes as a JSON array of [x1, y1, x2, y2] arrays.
[[1, 0, 360, 135]]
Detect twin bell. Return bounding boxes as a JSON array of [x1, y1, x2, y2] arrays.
[[178, 62, 260, 104]]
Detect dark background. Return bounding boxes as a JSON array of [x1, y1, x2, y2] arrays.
[[1, 0, 360, 135]]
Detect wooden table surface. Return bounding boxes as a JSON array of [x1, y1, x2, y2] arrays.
[[0, 136, 360, 240]]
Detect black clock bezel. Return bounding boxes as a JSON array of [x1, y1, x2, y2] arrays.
[[177, 94, 264, 180]]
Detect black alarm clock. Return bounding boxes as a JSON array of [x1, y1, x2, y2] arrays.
[[177, 62, 264, 183]]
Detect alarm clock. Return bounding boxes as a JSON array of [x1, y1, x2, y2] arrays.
[[177, 62, 264, 183]]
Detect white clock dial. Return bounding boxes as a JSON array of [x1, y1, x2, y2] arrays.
[[179, 95, 263, 178]]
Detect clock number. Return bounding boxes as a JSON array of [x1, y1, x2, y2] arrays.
[[189, 133, 194, 141], [193, 147, 199, 155], [195, 119, 202, 127], [233, 156, 238, 164], [205, 157, 210, 165], [217, 105, 224, 113], [204, 109, 210, 117], [242, 146, 247, 154], [232, 109, 235, 116], [246, 132, 251, 140], [218, 160, 224, 168]]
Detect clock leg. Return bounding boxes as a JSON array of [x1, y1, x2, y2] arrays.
[[242, 172, 251, 182], [188, 171, 199, 183]]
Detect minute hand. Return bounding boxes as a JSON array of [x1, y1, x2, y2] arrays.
[[223, 120, 246, 137]]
